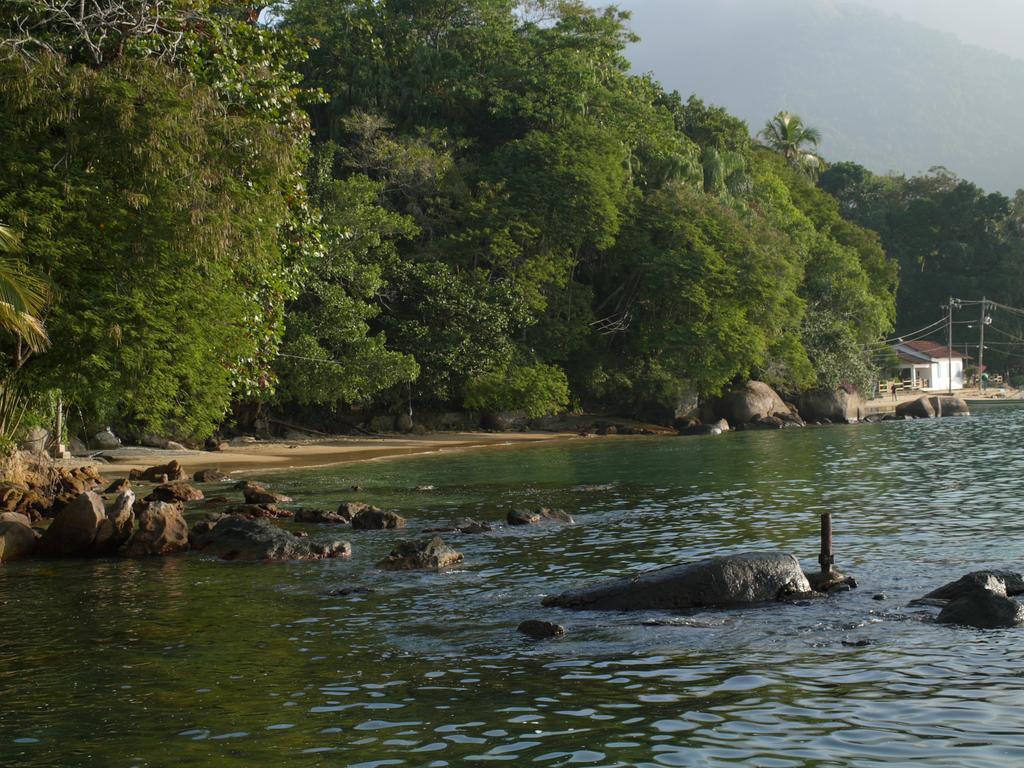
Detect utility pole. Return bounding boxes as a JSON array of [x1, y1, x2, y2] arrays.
[[979, 297, 987, 393], [947, 295, 954, 395]]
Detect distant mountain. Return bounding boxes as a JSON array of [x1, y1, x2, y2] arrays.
[[613, 0, 1024, 193]]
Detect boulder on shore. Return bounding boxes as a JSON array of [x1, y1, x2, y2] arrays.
[[377, 536, 463, 570], [91, 428, 121, 450], [797, 389, 863, 424], [897, 395, 971, 420], [190, 515, 351, 561], [124, 501, 189, 557], [40, 491, 106, 556], [0, 518, 38, 562], [717, 382, 802, 427], [92, 490, 136, 554], [542, 551, 812, 611]]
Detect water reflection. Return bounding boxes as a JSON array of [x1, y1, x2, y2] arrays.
[[3, 413, 1024, 766]]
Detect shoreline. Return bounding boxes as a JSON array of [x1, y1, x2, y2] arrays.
[[81, 431, 604, 478]]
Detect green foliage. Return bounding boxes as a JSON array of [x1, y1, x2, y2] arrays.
[[0, 5, 311, 439], [464, 363, 570, 418]]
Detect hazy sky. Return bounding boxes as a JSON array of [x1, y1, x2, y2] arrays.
[[845, 0, 1024, 60]]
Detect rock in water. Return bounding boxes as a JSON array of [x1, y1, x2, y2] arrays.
[[190, 515, 351, 561], [131, 460, 187, 483], [40, 491, 106, 556], [124, 502, 189, 557], [937, 590, 1024, 629], [720, 381, 791, 425], [193, 468, 230, 483], [921, 570, 1024, 602], [896, 396, 936, 419], [145, 482, 204, 503], [241, 483, 292, 505], [507, 508, 541, 526], [0, 519, 38, 562], [351, 507, 406, 530], [797, 389, 863, 424], [928, 395, 970, 417], [378, 537, 463, 571], [517, 619, 566, 639], [542, 552, 812, 611], [92, 490, 136, 554], [294, 508, 349, 524]]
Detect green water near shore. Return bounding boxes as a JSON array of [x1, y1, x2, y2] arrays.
[[4, 413, 1024, 766]]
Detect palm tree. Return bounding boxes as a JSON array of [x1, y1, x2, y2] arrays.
[[0, 224, 49, 354], [759, 111, 824, 177]]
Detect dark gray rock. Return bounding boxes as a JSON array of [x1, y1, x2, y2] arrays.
[[351, 507, 406, 530], [518, 619, 566, 639], [896, 396, 936, 419], [377, 536, 463, 570], [507, 508, 541, 526], [921, 570, 1024, 602], [190, 515, 351, 561], [937, 590, 1024, 629], [928, 395, 971, 417], [294, 508, 350, 524], [542, 551, 812, 611], [797, 389, 863, 424]]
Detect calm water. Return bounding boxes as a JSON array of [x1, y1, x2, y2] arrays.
[[4, 411, 1024, 767]]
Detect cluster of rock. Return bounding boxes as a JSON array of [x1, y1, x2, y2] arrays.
[[673, 382, 971, 436], [913, 570, 1024, 629], [0, 461, 104, 522]]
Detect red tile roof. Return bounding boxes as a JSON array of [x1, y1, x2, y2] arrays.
[[896, 339, 970, 361]]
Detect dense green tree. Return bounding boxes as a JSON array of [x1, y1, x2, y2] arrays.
[[759, 111, 824, 178], [0, 225, 49, 357]]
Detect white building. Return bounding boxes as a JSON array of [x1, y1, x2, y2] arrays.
[[893, 340, 967, 391]]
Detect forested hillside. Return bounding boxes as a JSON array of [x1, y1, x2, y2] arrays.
[[614, 0, 1024, 194], [0, 1, 895, 442]]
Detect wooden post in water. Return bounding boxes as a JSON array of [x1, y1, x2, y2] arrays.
[[819, 513, 834, 575]]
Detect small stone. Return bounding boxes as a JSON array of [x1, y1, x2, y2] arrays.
[[295, 508, 350, 524], [242, 483, 292, 505], [145, 482, 204, 504], [873, 593, 887, 601], [414, 485, 435, 492], [517, 619, 566, 639], [193, 468, 230, 483], [841, 639, 871, 647], [103, 478, 131, 495]]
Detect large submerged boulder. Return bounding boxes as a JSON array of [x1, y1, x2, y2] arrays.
[[542, 551, 812, 611], [189, 515, 351, 561], [921, 570, 1024, 602], [937, 589, 1024, 629]]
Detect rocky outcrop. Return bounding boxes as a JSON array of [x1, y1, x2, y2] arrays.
[[351, 507, 406, 530], [124, 502, 189, 557], [377, 536, 463, 570], [798, 389, 863, 424], [190, 515, 351, 561], [0, 518, 38, 562], [145, 482, 204, 503], [40, 491, 106, 556], [542, 551, 812, 611]]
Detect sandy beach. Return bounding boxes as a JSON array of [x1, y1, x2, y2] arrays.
[[82, 431, 596, 478]]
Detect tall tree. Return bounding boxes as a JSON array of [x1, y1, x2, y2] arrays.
[[759, 111, 824, 178]]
